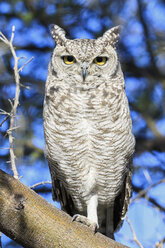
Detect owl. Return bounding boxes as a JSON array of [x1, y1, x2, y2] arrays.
[[43, 25, 135, 239]]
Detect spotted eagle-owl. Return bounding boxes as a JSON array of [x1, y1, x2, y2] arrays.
[[43, 25, 135, 239]]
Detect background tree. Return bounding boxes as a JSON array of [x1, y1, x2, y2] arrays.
[[0, 0, 165, 247]]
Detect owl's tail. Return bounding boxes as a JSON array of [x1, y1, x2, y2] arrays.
[[98, 205, 115, 239], [98, 183, 127, 240]]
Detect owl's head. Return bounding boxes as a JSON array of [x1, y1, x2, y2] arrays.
[[50, 25, 121, 88]]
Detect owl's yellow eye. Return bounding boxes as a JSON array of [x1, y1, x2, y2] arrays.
[[63, 56, 76, 65], [93, 57, 107, 66]]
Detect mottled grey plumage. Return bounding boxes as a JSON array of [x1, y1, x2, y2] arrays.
[[43, 25, 135, 239]]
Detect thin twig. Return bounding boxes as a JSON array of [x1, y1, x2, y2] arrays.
[[0, 31, 8, 44], [145, 195, 165, 212], [0, 26, 33, 179], [30, 181, 52, 189], [7, 126, 20, 132], [142, 168, 152, 185], [20, 83, 30, 89], [131, 178, 165, 203], [126, 217, 144, 248], [0, 115, 9, 127], [10, 25, 15, 43], [6, 26, 20, 179], [0, 109, 9, 115], [144, 115, 163, 138], [18, 56, 34, 72], [155, 237, 165, 248]]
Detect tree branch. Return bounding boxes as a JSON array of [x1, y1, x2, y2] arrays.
[[5, 26, 21, 179], [30, 180, 51, 189], [155, 237, 165, 248], [0, 169, 129, 248], [132, 180, 165, 213], [126, 217, 144, 248], [132, 178, 165, 203], [0, 27, 34, 179]]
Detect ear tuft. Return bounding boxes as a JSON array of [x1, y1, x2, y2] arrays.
[[50, 24, 67, 45], [97, 26, 121, 47]]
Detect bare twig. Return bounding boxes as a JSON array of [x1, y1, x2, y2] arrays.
[[0, 31, 8, 44], [30, 181, 52, 189], [18, 56, 34, 72], [131, 178, 165, 203], [0, 115, 9, 127], [126, 217, 144, 248], [155, 237, 165, 248], [20, 83, 30, 89], [142, 168, 152, 185], [0, 109, 9, 115], [0, 26, 33, 179], [145, 195, 165, 212], [6, 26, 20, 179], [144, 115, 163, 138]]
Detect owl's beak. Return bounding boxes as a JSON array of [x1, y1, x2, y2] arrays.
[[81, 62, 88, 81]]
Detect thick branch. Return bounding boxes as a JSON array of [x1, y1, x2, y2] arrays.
[[0, 169, 129, 248]]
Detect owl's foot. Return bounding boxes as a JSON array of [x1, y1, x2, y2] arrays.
[[72, 214, 99, 233]]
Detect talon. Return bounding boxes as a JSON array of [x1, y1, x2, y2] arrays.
[[72, 214, 99, 234], [72, 214, 80, 222], [94, 223, 99, 233], [90, 223, 99, 233]]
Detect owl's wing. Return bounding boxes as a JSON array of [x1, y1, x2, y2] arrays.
[[47, 155, 132, 238], [99, 164, 132, 238], [47, 158, 77, 216], [113, 168, 132, 231]]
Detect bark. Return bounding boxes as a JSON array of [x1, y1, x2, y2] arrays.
[[0, 169, 129, 248]]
